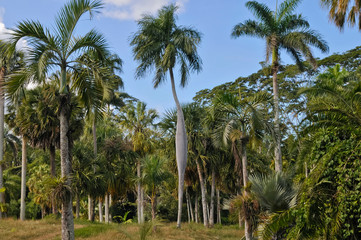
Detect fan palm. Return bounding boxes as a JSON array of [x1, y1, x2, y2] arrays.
[[8, 0, 109, 238], [211, 91, 271, 240], [130, 4, 202, 227], [232, 0, 328, 172]]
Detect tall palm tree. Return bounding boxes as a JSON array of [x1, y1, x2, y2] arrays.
[[118, 101, 158, 224], [8, 0, 109, 238], [232, 0, 328, 172], [320, 0, 361, 30], [130, 4, 202, 228], [212, 91, 271, 240]]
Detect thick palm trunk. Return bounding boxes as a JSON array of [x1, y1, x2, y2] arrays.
[[169, 68, 187, 228], [195, 158, 208, 227], [98, 199, 103, 222], [60, 68, 74, 240], [50, 145, 57, 214], [272, 48, 282, 172], [20, 136, 27, 221], [0, 67, 5, 219], [209, 169, 215, 227], [217, 188, 221, 224], [240, 142, 252, 240], [105, 193, 109, 223]]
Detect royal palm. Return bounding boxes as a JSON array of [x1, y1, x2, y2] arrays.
[[130, 4, 202, 228], [232, 0, 328, 172]]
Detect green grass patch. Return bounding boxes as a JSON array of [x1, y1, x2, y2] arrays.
[[75, 224, 112, 238]]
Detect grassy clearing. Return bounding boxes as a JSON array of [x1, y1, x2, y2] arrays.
[[0, 218, 242, 240]]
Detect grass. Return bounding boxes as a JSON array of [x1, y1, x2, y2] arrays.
[[0, 218, 243, 240]]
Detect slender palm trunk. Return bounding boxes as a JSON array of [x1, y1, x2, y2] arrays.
[[50, 145, 57, 214], [98, 199, 103, 222], [137, 159, 144, 223], [169, 68, 187, 228], [217, 188, 221, 224], [151, 192, 157, 220], [109, 194, 112, 222], [60, 68, 74, 240], [186, 188, 191, 222], [240, 141, 251, 240], [76, 193, 80, 219], [0, 67, 5, 219], [195, 158, 208, 227], [20, 136, 27, 221], [88, 196, 92, 220], [187, 189, 194, 222], [272, 48, 282, 172], [209, 169, 215, 227], [195, 192, 199, 223], [105, 193, 109, 223]]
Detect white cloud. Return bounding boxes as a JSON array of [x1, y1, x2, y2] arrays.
[[0, 8, 27, 50], [103, 0, 189, 21]]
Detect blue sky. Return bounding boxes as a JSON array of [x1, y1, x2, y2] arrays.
[[0, 0, 360, 114]]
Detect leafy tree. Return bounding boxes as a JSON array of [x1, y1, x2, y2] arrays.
[[130, 4, 202, 228]]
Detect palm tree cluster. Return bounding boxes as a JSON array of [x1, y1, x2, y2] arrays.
[[0, 0, 361, 240]]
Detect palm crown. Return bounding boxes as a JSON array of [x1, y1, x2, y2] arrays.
[[130, 4, 202, 88], [232, 0, 329, 68]]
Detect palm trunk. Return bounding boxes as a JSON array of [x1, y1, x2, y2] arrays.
[[217, 188, 221, 224], [137, 159, 144, 224], [186, 188, 191, 223], [105, 193, 109, 223], [195, 158, 208, 227], [272, 48, 282, 172], [88, 196, 92, 221], [60, 67, 74, 240], [76, 193, 80, 219], [0, 67, 5, 219], [240, 141, 251, 240], [187, 189, 194, 222], [109, 194, 112, 223], [195, 192, 199, 223], [20, 136, 27, 221], [151, 192, 157, 220], [209, 169, 215, 227], [169, 68, 187, 228], [98, 199, 103, 222], [50, 145, 57, 214]]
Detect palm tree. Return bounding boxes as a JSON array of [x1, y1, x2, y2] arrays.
[[212, 91, 271, 240], [0, 41, 23, 219], [232, 0, 328, 172], [141, 155, 170, 221], [118, 101, 158, 224], [8, 0, 109, 238], [320, 0, 361, 30], [130, 4, 202, 228]]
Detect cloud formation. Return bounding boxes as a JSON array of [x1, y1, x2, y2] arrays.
[[0, 8, 27, 49], [102, 0, 188, 21]]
